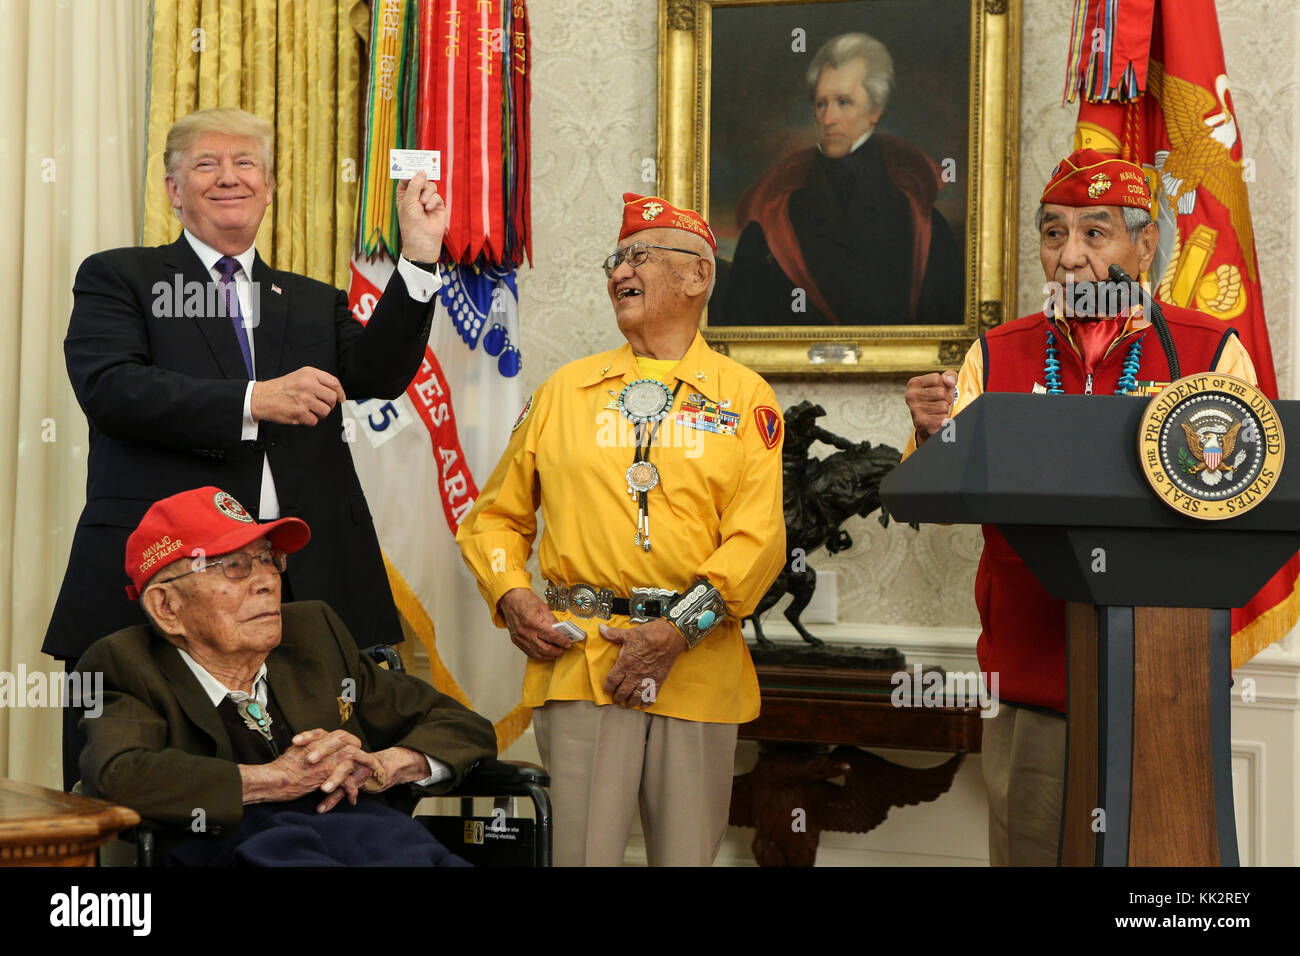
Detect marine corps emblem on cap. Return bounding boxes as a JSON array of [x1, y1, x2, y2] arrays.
[[214, 490, 255, 523], [1138, 373, 1284, 520], [1041, 147, 1153, 212], [619, 192, 717, 251]]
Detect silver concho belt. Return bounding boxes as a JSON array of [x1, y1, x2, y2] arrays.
[[544, 580, 678, 624]]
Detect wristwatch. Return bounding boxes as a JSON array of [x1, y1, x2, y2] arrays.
[[666, 579, 728, 648]]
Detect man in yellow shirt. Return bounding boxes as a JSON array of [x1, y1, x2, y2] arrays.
[[457, 193, 786, 866]]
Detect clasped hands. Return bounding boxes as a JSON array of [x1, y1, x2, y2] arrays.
[[240, 728, 430, 814], [248, 170, 447, 427], [496, 587, 686, 709]]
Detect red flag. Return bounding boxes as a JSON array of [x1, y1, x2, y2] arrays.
[[1064, 0, 1299, 665]]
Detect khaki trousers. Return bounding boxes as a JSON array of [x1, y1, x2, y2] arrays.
[[533, 700, 739, 867], [981, 702, 1067, 866]]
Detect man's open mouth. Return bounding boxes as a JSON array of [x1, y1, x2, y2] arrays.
[[617, 288, 643, 300]]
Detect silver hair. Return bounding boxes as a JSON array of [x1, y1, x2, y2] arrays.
[[806, 33, 895, 114], [1035, 203, 1155, 245], [680, 232, 717, 301]]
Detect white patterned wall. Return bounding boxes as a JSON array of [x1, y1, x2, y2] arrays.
[[517, 0, 1298, 630]]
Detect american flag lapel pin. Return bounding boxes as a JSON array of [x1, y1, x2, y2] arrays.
[[271, 283, 282, 295]]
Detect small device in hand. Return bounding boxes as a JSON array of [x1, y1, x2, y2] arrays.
[[553, 621, 585, 642]]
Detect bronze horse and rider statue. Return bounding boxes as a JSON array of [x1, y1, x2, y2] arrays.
[[746, 401, 903, 648]]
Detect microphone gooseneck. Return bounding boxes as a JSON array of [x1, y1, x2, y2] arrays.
[[1108, 264, 1180, 381]]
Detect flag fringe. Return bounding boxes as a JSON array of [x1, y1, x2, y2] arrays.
[[382, 552, 472, 707], [492, 702, 533, 754], [382, 552, 532, 751], [1232, 574, 1300, 670]]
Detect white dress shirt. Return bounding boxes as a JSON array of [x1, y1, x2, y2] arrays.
[[181, 230, 443, 520], [175, 646, 448, 786]]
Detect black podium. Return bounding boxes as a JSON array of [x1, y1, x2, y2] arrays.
[[881, 393, 1300, 866]]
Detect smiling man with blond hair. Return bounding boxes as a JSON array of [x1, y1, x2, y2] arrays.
[[46, 106, 449, 789]]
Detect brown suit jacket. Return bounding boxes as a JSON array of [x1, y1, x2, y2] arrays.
[[78, 600, 497, 831]]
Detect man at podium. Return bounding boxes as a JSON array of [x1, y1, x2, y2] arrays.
[[903, 148, 1259, 866]]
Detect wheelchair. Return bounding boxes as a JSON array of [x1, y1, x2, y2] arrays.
[[93, 644, 552, 867]]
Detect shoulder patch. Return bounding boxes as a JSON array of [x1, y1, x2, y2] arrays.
[[754, 406, 782, 449], [512, 393, 534, 432]]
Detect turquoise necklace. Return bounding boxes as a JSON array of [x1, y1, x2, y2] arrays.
[[1044, 328, 1143, 395]]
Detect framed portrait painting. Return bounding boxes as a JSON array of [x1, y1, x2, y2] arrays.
[[658, 0, 1021, 375]]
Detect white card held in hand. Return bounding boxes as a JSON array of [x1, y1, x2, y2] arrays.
[[389, 148, 441, 180], [552, 621, 586, 642]]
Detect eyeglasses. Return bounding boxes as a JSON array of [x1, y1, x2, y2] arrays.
[[602, 241, 701, 278], [156, 547, 287, 586]]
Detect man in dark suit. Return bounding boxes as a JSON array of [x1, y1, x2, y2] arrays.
[[719, 32, 962, 327], [79, 486, 496, 865], [47, 108, 446, 786]]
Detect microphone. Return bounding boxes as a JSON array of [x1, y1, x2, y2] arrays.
[[1108, 264, 1180, 381]]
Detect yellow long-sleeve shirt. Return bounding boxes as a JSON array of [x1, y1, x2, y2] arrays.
[[456, 331, 786, 724]]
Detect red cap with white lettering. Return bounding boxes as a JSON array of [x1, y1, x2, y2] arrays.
[[123, 486, 310, 600]]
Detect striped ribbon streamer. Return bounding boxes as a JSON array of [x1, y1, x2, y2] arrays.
[[414, 0, 529, 269], [1062, 0, 1152, 104], [504, 0, 531, 267], [357, 0, 417, 257]]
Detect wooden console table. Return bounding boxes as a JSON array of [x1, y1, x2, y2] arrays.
[[0, 778, 139, 866], [730, 664, 983, 866]]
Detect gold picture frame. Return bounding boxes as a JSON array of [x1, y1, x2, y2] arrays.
[[658, 0, 1021, 375]]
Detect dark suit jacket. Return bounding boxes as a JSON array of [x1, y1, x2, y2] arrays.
[[78, 601, 497, 832], [45, 235, 435, 661]]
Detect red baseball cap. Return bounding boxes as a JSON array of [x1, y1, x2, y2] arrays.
[[619, 192, 717, 252], [123, 486, 310, 600], [1040, 148, 1153, 212]]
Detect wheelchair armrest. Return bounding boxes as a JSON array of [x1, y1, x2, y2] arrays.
[[360, 643, 404, 673], [444, 759, 550, 797]]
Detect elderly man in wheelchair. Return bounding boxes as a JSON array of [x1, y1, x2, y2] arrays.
[[76, 485, 503, 866]]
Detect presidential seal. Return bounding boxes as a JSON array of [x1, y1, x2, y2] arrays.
[[1138, 373, 1284, 520]]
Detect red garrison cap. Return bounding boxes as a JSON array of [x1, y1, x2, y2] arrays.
[[123, 486, 310, 600], [1040, 148, 1153, 212], [619, 192, 716, 252]]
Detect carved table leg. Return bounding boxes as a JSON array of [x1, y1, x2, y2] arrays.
[[730, 743, 964, 866]]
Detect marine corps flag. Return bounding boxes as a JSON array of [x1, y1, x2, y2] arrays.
[[1064, 0, 1300, 664]]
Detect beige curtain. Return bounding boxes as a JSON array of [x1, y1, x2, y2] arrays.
[[0, 0, 148, 785], [143, 0, 366, 287]]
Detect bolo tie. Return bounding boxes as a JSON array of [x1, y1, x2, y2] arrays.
[[616, 378, 684, 552]]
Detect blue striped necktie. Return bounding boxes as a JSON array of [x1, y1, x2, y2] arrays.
[[217, 255, 254, 377]]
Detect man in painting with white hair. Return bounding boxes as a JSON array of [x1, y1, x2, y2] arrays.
[[721, 31, 962, 326]]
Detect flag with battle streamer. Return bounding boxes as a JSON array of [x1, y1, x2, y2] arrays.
[[1063, 0, 1300, 664], [348, 0, 533, 747], [345, 254, 528, 746]]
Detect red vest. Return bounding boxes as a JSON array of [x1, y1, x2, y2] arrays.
[[976, 304, 1239, 712]]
